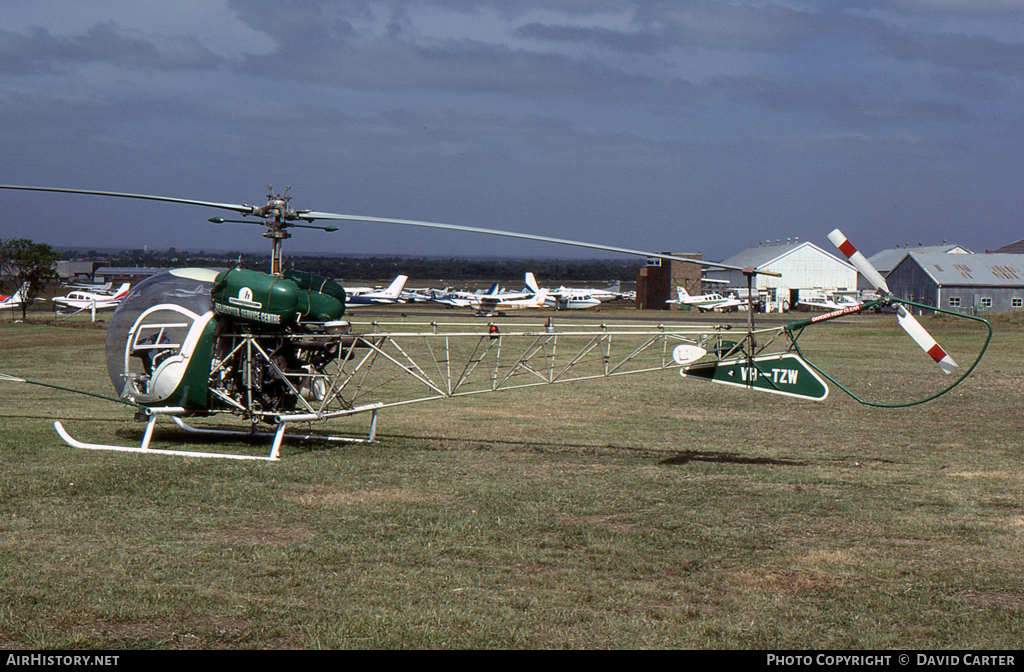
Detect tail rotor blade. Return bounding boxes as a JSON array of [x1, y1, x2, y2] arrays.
[[827, 229, 890, 294], [896, 305, 958, 374], [827, 228, 957, 374]]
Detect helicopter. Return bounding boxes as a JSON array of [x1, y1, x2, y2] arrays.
[[0, 184, 992, 461]]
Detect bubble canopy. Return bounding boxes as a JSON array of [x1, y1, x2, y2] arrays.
[[105, 268, 222, 399]]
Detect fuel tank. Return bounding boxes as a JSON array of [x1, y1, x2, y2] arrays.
[[210, 268, 346, 327]]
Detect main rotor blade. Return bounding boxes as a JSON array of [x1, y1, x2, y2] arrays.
[[0, 185, 259, 217], [827, 228, 957, 374], [302, 210, 770, 274], [0, 183, 779, 275]]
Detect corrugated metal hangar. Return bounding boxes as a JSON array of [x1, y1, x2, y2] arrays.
[[866, 244, 972, 291], [704, 240, 857, 312], [886, 252, 1024, 314]]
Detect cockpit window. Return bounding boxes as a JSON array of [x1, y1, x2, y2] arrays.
[[106, 269, 221, 400]]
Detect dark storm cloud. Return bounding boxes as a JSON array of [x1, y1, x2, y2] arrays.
[[879, 29, 1024, 78], [707, 74, 974, 128], [0, 1, 1021, 259], [0, 22, 225, 74], [513, 22, 662, 54]]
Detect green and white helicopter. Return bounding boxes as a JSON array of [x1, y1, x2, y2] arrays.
[[0, 185, 992, 461]]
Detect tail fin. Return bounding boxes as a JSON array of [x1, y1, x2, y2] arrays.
[[383, 275, 409, 298], [113, 283, 131, 298], [525, 272, 539, 293]]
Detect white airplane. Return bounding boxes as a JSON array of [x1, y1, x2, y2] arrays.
[[0, 283, 30, 308], [425, 287, 475, 308], [524, 273, 602, 310], [666, 287, 744, 312], [63, 280, 112, 292], [526, 273, 623, 305], [398, 286, 439, 303], [52, 282, 131, 313], [469, 280, 550, 316], [344, 275, 409, 308], [797, 293, 862, 312], [565, 279, 624, 303]]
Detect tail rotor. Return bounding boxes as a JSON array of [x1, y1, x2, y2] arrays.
[[827, 229, 957, 375]]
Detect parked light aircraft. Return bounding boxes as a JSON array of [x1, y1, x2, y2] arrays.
[[524, 273, 601, 310], [468, 280, 550, 316], [63, 280, 113, 292], [52, 282, 130, 314], [666, 287, 744, 312], [343, 275, 408, 307], [425, 287, 474, 308], [545, 278, 624, 304], [0, 184, 991, 462], [426, 277, 546, 314], [0, 283, 30, 308], [796, 293, 862, 312]]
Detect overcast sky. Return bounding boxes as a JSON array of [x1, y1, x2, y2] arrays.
[[1, 1, 1021, 263]]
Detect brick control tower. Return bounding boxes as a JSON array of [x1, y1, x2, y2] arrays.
[[636, 253, 702, 310]]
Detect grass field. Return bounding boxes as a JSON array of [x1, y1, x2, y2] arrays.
[[1, 304, 1022, 649]]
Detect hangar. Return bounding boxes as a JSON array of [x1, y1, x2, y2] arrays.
[[991, 237, 1024, 254], [704, 239, 857, 312], [866, 244, 972, 291], [94, 267, 164, 285], [886, 253, 1024, 314]]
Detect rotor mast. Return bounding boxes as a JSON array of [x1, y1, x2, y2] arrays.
[[259, 187, 292, 276]]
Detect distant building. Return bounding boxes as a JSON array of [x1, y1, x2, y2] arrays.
[[636, 253, 701, 310], [94, 267, 164, 285], [991, 238, 1024, 254], [886, 253, 1024, 313], [56, 260, 110, 282], [866, 244, 972, 291], [704, 240, 857, 312]]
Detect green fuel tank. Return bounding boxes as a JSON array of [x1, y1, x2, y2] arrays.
[[210, 268, 346, 327]]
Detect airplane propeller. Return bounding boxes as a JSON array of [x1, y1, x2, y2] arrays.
[[827, 229, 957, 374]]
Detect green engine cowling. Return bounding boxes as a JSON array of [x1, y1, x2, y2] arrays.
[[210, 268, 346, 327]]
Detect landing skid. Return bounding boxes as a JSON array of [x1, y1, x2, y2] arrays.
[[54, 406, 381, 461]]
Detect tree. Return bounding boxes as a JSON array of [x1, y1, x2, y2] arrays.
[[0, 238, 61, 319]]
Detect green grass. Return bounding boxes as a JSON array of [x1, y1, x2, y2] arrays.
[[1, 306, 1022, 649]]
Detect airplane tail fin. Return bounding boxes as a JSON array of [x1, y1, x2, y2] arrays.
[[113, 283, 131, 298], [383, 275, 409, 298], [677, 286, 690, 300], [485, 282, 500, 296], [525, 272, 539, 293]]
